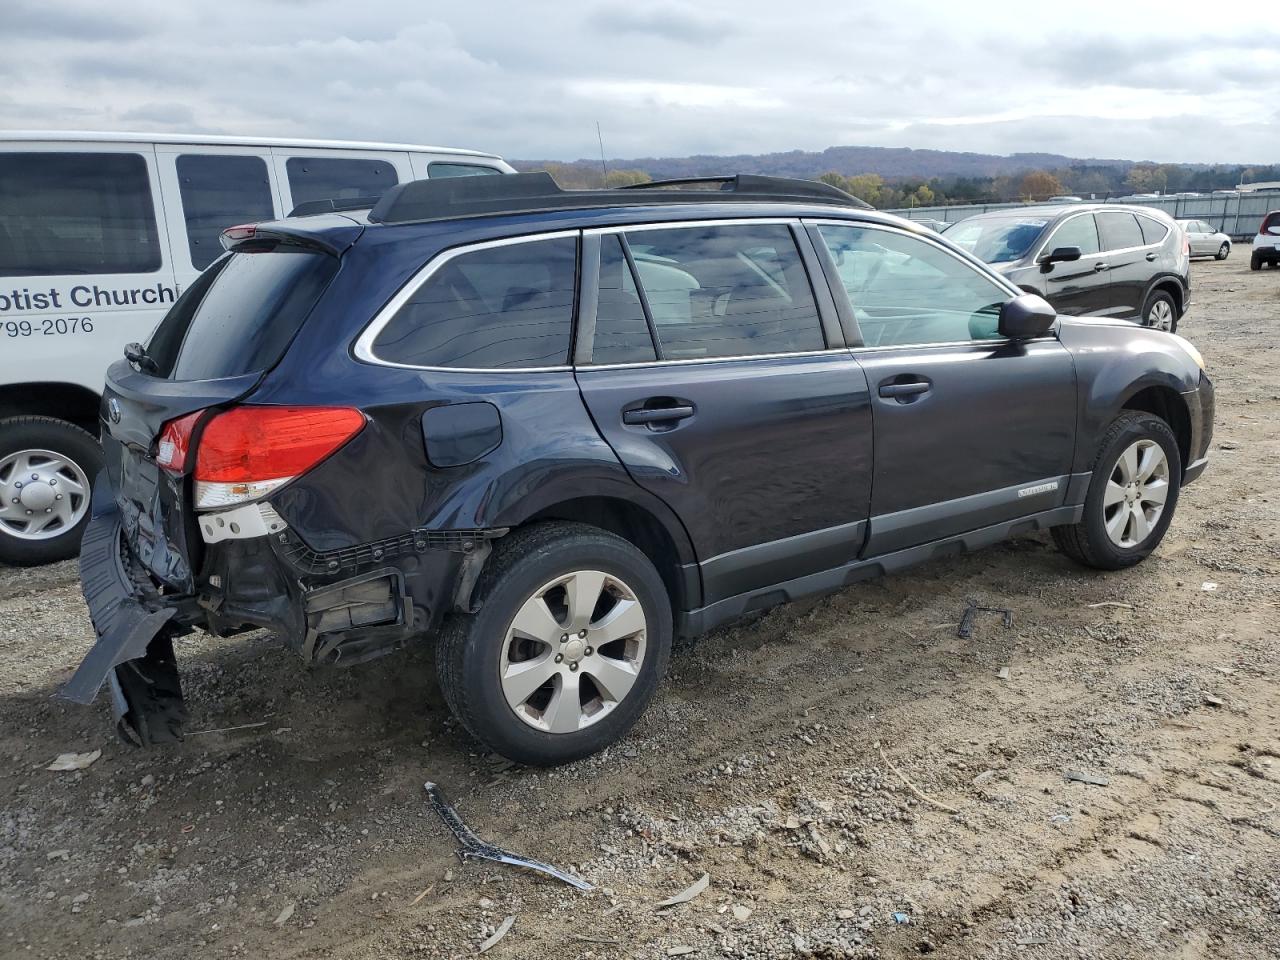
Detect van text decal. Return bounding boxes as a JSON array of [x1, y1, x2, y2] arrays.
[[0, 283, 177, 315]]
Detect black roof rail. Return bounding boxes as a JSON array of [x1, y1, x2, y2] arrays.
[[288, 196, 381, 217], [367, 171, 871, 225]]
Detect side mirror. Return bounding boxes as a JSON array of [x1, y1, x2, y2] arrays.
[[1037, 245, 1082, 272], [999, 293, 1057, 339]]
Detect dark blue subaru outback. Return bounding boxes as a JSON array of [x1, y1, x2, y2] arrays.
[[64, 173, 1214, 765]]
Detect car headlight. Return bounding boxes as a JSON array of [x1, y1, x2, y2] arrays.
[[1170, 333, 1205, 370]]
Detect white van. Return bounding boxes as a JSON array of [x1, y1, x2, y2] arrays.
[[0, 132, 514, 564]]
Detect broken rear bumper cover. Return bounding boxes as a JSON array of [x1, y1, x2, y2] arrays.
[[62, 481, 506, 747]]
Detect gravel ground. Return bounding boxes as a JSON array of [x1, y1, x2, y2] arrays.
[[1, 256, 1277, 960]]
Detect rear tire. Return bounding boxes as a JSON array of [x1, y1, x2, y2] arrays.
[[1215, 242, 1229, 260], [1141, 290, 1178, 333], [1052, 411, 1181, 571], [1251, 253, 1262, 270], [437, 522, 672, 766], [0, 417, 101, 566]]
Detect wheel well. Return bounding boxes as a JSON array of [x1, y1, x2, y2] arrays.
[[1123, 386, 1190, 470], [0, 383, 101, 436], [525, 497, 690, 614], [1151, 279, 1186, 315]]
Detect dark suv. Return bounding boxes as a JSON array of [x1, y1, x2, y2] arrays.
[[64, 174, 1214, 766], [945, 204, 1190, 333]]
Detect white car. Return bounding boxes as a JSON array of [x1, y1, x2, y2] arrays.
[[1250, 210, 1280, 270], [0, 132, 514, 565], [1177, 219, 1231, 260]]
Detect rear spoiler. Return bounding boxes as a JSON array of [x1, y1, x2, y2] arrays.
[[288, 196, 381, 217], [219, 218, 364, 258]]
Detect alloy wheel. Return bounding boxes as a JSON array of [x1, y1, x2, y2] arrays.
[[1146, 299, 1174, 332], [1103, 439, 1170, 548], [499, 569, 647, 734], [0, 448, 91, 541]]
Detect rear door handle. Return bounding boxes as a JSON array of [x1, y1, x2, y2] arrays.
[[1145, 252, 1158, 262], [878, 381, 931, 400], [1093, 261, 1109, 272], [622, 405, 695, 425]]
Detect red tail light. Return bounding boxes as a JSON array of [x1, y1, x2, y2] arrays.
[[193, 406, 365, 509], [155, 411, 205, 474], [221, 223, 257, 242]]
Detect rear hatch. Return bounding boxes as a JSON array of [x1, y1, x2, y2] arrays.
[[102, 232, 347, 590]]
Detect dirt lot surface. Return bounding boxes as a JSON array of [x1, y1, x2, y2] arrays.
[[2, 257, 1277, 960]]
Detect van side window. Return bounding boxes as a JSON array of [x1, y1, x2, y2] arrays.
[[285, 157, 398, 208], [620, 224, 824, 360], [817, 224, 1008, 347], [176, 155, 275, 270], [1137, 215, 1169, 245], [0, 152, 161, 277], [1096, 212, 1144, 251], [1044, 214, 1099, 255], [427, 162, 503, 178], [372, 236, 577, 369]]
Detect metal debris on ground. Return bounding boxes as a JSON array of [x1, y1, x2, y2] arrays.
[[424, 782, 593, 891], [1065, 770, 1110, 787], [655, 872, 710, 909], [957, 600, 1013, 639], [478, 915, 515, 954], [45, 749, 102, 771]]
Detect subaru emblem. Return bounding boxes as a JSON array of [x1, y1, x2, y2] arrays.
[[108, 398, 122, 424]]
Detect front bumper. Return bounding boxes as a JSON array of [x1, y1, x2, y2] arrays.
[[1182, 371, 1215, 485]]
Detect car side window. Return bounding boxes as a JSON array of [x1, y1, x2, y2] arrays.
[[371, 236, 577, 368], [620, 223, 825, 360], [427, 162, 503, 179], [816, 224, 1008, 347], [1096, 212, 1145, 251], [591, 235, 657, 364], [1138, 215, 1170, 245], [1044, 214, 1099, 255], [176, 154, 275, 270]]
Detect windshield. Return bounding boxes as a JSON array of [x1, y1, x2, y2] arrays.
[[945, 216, 1049, 264]]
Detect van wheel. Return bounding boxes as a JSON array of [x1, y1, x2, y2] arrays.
[[0, 417, 101, 566], [1141, 291, 1178, 333], [437, 522, 672, 766], [1051, 411, 1181, 571], [1215, 242, 1229, 260]]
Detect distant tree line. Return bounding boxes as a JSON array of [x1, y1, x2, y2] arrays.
[[525, 159, 1280, 209]]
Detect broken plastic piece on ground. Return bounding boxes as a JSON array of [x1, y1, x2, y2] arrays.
[[45, 749, 102, 771], [478, 915, 515, 953], [654, 872, 710, 909], [893, 912, 911, 924], [1065, 769, 1110, 787], [423, 782, 593, 891], [957, 599, 1013, 639]]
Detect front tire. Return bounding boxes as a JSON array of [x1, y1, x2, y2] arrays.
[[1216, 242, 1229, 260], [1141, 290, 1178, 333], [0, 417, 101, 566], [437, 522, 672, 766], [1052, 411, 1181, 571]]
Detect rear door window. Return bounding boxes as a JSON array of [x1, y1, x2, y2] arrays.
[[620, 223, 824, 360], [591, 235, 657, 364], [285, 157, 398, 208], [1096, 212, 1145, 251], [1044, 214, 1099, 255], [153, 245, 338, 380], [370, 236, 577, 369], [176, 154, 275, 270], [0, 152, 161, 277]]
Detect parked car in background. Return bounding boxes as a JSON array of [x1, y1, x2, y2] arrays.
[[1178, 220, 1231, 260], [62, 173, 1212, 764], [0, 132, 513, 565], [1048, 195, 1083, 203], [1250, 210, 1280, 270], [944, 204, 1190, 332]]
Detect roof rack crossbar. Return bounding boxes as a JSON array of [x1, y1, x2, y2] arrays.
[[367, 172, 870, 225]]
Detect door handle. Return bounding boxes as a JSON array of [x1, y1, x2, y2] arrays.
[[1145, 252, 1158, 262], [1093, 261, 1109, 272], [878, 381, 931, 400], [622, 404, 695, 426]]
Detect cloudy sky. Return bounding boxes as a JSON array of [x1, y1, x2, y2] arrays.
[[3, 0, 1278, 164]]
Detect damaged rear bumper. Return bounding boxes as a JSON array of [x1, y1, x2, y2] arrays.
[[60, 498, 191, 746]]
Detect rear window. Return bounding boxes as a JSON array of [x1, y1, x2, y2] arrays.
[[177, 154, 275, 270], [0, 151, 161, 277], [286, 157, 398, 208], [370, 236, 577, 369], [152, 245, 338, 380]]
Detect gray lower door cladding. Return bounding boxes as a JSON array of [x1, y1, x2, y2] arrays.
[[698, 518, 867, 604], [863, 475, 1072, 557]]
